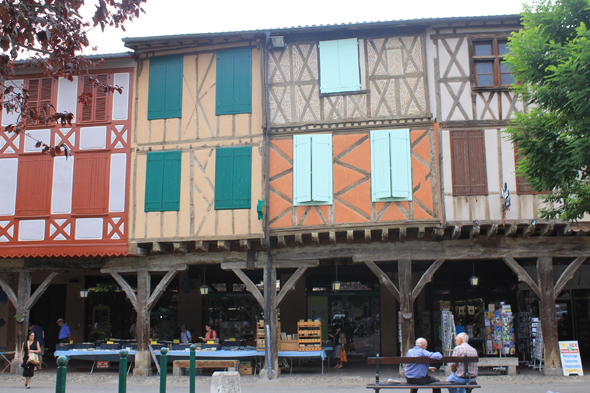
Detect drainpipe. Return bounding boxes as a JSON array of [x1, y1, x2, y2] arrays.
[[263, 31, 275, 379]]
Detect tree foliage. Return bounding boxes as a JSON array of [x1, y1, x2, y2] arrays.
[[505, 0, 590, 221], [0, 0, 146, 155]]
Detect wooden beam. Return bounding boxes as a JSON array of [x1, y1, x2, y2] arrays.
[[554, 256, 589, 298], [294, 234, 303, 246], [451, 226, 461, 240], [218, 240, 231, 251], [147, 269, 181, 311], [381, 228, 389, 242], [363, 260, 400, 301], [136, 270, 151, 353], [541, 223, 554, 237], [239, 240, 251, 250], [195, 241, 209, 252], [412, 260, 445, 301], [505, 224, 517, 237], [523, 223, 535, 237], [221, 262, 248, 270], [399, 259, 414, 355], [276, 267, 308, 306], [103, 252, 250, 272], [256, 259, 319, 268], [329, 232, 337, 245], [0, 276, 18, 308], [537, 257, 561, 370], [433, 228, 445, 241], [311, 233, 320, 245], [502, 257, 542, 299], [417, 227, 425, 239], [277, 235, 287, 248], [365, 229, 372, 243], [109, 271, 138, 311], [469, 226, 480, 239], [152, 242, 169, 254], [129, 243, 149, 256], [232, 268, 264, 307], [173, 242, 188, 253], [399, 227, 407, 241], [25, 272, 58, 310], [487, 224, 498, 238], [347, 230, 354, 244]]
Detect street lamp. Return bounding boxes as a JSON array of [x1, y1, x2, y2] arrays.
[[200, 266, 209, 295]]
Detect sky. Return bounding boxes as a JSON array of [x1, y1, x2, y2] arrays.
[[82, 0, 531, 54]]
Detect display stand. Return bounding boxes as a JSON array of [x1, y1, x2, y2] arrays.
[[256, 320, 280, 352], [517, 311, 531, 363], [441, 311, 456, 356], [531, 317, 544, 371], [297, 320, 322, 351]]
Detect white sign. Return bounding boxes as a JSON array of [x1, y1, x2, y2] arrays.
[[559, 341, 584, 376]]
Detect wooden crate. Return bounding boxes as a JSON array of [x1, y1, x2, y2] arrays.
[[280, 340, 299, 351], [297, 320, 322, 351]]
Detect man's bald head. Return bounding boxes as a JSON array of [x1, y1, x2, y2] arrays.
[[415, 338, 428, 348]]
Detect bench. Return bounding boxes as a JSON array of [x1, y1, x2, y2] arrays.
[[172, 360, 239, 376], [367, 355, 481, 392]]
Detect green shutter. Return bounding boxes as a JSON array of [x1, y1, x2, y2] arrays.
[[145, 152, 164, 211], [319, 39, 360, 94], [390, 129, 412, 200], [311, 134, 333, 203], [232, 147, 252, 208], [148, 56, 183, 120], [215, 148, 234, 209], [216, 49, 252, 115], [293, 135, 312, 204], [162, 151, 182, 211], [371, 130, 393, 201]]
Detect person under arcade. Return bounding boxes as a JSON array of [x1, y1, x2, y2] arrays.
[[198, 324, 218, 342]]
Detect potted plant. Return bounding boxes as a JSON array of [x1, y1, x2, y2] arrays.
[[14, 314, 25, 323]]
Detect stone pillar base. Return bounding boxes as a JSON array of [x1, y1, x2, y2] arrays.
[[133, 350, 152, 376], [211, 371, 241, 393], [542, 367, 562, 376], [258, 367, 280, 379], [133, 367, 152, 376], [10, 359, 22, 374]]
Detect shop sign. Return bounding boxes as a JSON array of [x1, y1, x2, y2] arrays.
[[558, 341, 584, 376]]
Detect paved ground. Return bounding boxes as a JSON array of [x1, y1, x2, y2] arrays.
[[1, 358, 588, 392]]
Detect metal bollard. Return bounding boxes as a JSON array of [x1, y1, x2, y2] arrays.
[[190, 344, 196, 393], [119, 349, 128, 393], [159, 347, 168, 393], [55, 356, 68, 393]]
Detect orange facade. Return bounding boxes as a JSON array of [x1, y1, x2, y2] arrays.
[[269, 129, 441, 229]]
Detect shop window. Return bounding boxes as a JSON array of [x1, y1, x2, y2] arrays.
[[27, 77, 55, 125], [450, 130, 488, 196], [370, 129, 412, 202], [77, 74, 111, 123], [472, 38, 514, 87], [318, 38, 361, 94], [72, 152, 109, 214], [216, 48, 252, 115], [16, 155, 53, 216], [148, 55, 183, 120], [293, 134, 333, 206], [214, 146, 252, 210], [144, 151, 182, 212]]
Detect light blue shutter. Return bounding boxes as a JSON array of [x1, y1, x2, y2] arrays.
[[311, 134, 333, 203], [232, 146, 252, 208], [147, 58, 167, 120], [319, 40, 342, 94], [145, 152, 164, 211], [215, 148, 233, 209], [293, 135, 312, 204], [165, 56, 183, 118], [162, 151, 182, 211], [390, 129, 412, 200], [371, 130, 393, 201], [337, 39, 361, 92]]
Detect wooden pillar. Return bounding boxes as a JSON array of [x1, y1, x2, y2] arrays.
[[12, 272, 31, 373], [537, 256, 561, 374], [136, 271, 151, 352], [399, 259, 414, 356], [262, 265, 279, 379]]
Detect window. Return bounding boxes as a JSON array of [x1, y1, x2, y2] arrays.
[[16, 155, 52, 216], [472, 38, 514, 87], [148, 55, 183, 120], [144, 151, 182, 212], [319, 38, 361, 94], [370, 129, 412, 202], [514, 148, 547, 194], [27, 77, 55, 125], [214, 146, 252, 210], [450, 130, 488, 196], [216, 48, 252, 115], [77, 74, 111, 123], [72, 152, 109, 214], [293, 134, 332, 206]]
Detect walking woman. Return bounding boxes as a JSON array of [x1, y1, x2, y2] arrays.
[[20, 331, 41, 389], [330, 324, 347, 369]]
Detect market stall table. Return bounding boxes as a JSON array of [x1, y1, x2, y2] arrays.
[[278, 350, 328, 375], [54, 349, 135, 374], [1, 351, 14, 373]]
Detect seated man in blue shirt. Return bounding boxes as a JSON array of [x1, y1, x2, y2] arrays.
[[405, 338, 443, 393]]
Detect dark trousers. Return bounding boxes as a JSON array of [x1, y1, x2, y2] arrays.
[[59, 338, 69, 343], [406, 375, 441, 393]]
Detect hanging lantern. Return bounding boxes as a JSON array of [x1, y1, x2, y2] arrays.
[[469, 276, 479, 288], [332, 281, 341, 291], [80, 289, 89, 298]]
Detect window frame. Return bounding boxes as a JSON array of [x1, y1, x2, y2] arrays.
[[25, 77, 57, 127], [147, 55, 183, 120], [370, 129, 413, 203], [318, 38, 362, 95], [76, 73, 113, 124], [144, 150, 182, 212], [293, 134, 333, 206], [15, 154, 53, 217], [71, 151, 110, 215], [215, 48, 252, 116], [214, 146, 252, 210], [471, 37, 513, 90], [514, 147, 549, 195], [450, 130, 488, 196]]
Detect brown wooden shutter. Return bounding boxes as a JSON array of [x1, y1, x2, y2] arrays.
[[72, 152, 109, 214], [80, 76, 94, 122], [514, 147, 537, 194], [94, 74, 108, 122], [450, 130, 488, 196], [27, 77, 53, 123], [78, 74, 110, 123], [16, 155, 53, 216]]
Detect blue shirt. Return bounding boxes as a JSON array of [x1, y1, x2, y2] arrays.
[[31, 325, 44, 347], [405, 346, 442, 379], [58, 324, 71, 340]]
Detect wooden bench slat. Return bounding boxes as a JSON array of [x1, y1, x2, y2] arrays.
[[173, 360, 239, 368], [367, 356, 479, 365]]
